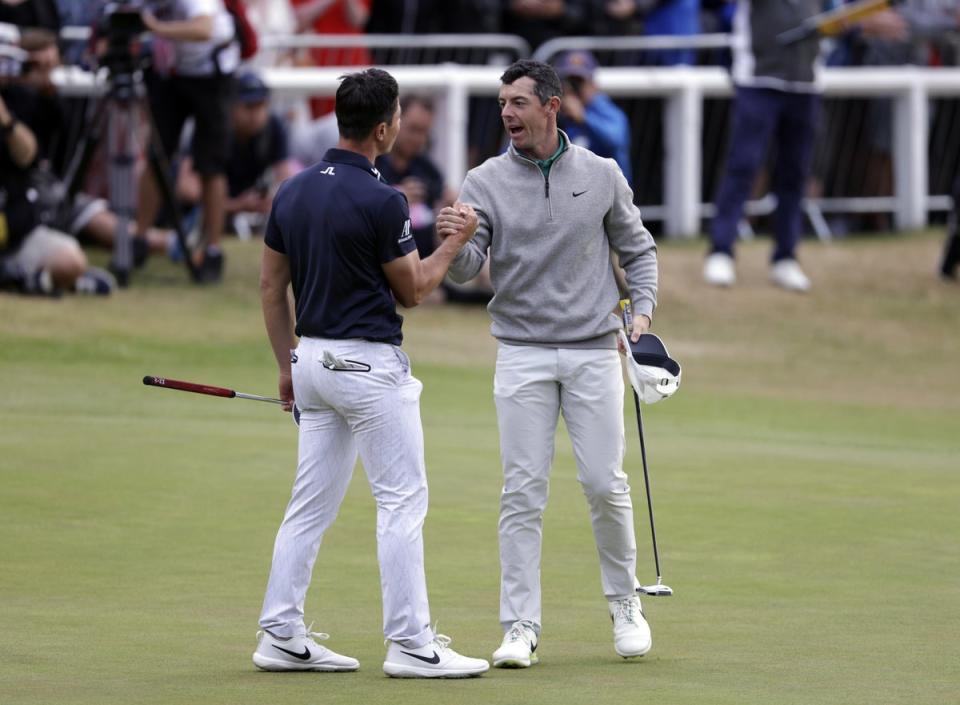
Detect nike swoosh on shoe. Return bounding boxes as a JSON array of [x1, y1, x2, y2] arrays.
[[400, 650, 441, 664], [272, 644, 312, 660]]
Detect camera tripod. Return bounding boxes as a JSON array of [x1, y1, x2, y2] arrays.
[[61, 66, 198, 285]]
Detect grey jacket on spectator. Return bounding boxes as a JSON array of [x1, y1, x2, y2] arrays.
[[731, 0, 822, 92]]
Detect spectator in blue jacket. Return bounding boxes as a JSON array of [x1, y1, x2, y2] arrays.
[[643, 0, 701, 65], [554, 50, 633, 184]]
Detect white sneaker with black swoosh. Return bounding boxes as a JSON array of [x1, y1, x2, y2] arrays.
[[492, 620, 539, 668], [253, 627, 359, 671], [609, 595, 652, 658], [383, 634, 490, 678]]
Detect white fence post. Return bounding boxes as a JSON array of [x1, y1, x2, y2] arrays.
[[893, 76, 928, 231], [440, 75, 470, 192], [663, 75, 703, 238]]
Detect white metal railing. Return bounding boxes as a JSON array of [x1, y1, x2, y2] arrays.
[[532, 33, 734, 63], [57, 26, 529, 60], [52, 64, 960, 237], [259, 33, 531, 58]]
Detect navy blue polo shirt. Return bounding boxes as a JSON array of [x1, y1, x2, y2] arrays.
[[264, 148, 417, 344]]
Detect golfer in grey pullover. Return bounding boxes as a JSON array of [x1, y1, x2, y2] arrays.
[[442, 60, 658, 666]]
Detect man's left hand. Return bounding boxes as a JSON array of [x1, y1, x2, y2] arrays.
[[631, 314, 650, 342], [278, 371, 294, 412]]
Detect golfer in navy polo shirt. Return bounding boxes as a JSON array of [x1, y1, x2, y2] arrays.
[[255, 68, 489, 679]]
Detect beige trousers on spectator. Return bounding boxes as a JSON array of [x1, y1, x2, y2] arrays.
[[494, 343, 637, 632], [8, 225, 79, 274]]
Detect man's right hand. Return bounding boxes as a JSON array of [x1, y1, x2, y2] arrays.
[[436, 202, 478, 243]]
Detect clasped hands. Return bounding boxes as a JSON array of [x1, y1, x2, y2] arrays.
[[436, 202, 478, 245]]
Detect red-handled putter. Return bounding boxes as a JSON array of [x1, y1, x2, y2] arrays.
[[143, 376, 300, 424]]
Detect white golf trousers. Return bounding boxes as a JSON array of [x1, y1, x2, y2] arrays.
[[259, 337, 434, 648], [494, 343, 637, 631]]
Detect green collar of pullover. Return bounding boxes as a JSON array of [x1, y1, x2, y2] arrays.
[[523, 132, 567, 178]]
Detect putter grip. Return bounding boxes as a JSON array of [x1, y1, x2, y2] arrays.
[[142, 376, 236, 398]]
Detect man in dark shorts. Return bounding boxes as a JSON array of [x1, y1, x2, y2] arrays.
[[176, 71, 295, 238], [135, 0, 240, 283]]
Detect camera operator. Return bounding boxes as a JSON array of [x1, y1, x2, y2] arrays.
[[1, 28, 114, 296], [5, 25, 171, 273], [134, 0, 240, 283]]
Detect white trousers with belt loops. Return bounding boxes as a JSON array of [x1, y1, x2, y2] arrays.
[[494, 343, 637, 632], [259, 336, 434, 649]]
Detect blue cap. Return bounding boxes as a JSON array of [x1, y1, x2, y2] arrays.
[[553, 50, 598, 80], [234, 71, 269, 103]]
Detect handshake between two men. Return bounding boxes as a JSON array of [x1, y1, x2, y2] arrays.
[[435, 202, 479, 245]]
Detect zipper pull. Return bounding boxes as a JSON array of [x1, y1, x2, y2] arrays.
[[545, 177, 550, 199]]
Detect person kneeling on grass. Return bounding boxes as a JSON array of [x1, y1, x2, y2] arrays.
[[1, 87, 113, 296]]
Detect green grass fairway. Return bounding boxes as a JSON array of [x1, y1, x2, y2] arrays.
[[1, 232, 958, 705]]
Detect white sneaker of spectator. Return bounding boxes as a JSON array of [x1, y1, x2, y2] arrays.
[[703, 252, 736, 287], [770, 258, 811, 292], [74, 266, 116, 296]]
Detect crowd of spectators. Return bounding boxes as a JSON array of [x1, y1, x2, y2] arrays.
[[2, 0, 959, 299]]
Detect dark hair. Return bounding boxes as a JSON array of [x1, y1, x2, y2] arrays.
[[500, 60, 563, 105], [400, 93, 434, 114], [335, 68, 399, 141]]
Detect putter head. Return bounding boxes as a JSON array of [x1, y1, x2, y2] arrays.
[[637, 583, 673, 597]]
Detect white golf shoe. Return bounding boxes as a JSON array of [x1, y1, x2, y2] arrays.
[[770, 258, 811, 292], [253, 628, 359, 672], [492, 620, 539, 668], [383, 634, 489, 678], [703, 252, 736, 287], [609, 595, 652, 658]]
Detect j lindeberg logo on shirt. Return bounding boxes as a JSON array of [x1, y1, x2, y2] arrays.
[[398, 219, 413, 243], [320, 166, 336, 176], [401, 649, 441, 664], [272, 644, 312, 660]]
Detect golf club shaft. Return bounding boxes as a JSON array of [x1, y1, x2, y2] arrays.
[[235, 391, 284, 404], [142, 376, 284, 404], [777, 0, 895, 44], [634, 390, 664, 581]]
